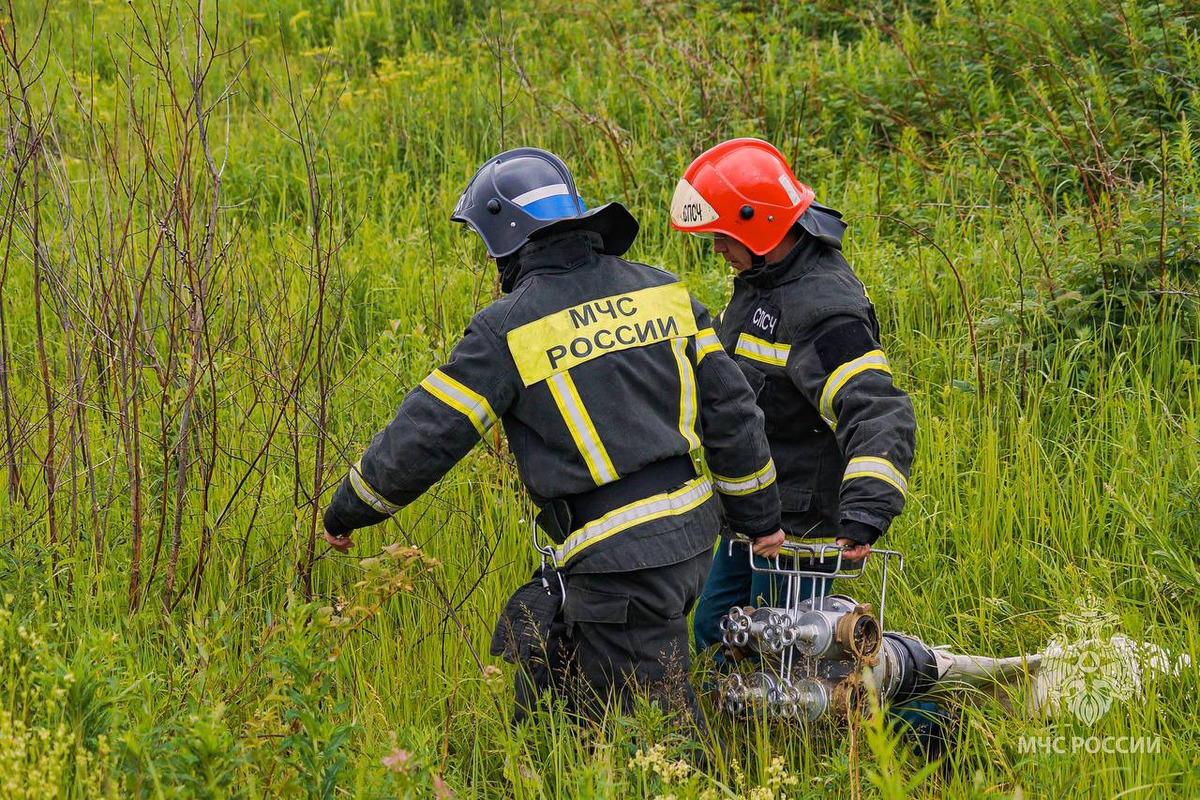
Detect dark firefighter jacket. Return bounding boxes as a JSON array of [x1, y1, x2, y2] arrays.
[[324, 230, 781, 573], [714, 227, 916, 546]]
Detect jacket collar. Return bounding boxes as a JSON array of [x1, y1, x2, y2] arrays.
[[500, 230, 604, 291], [736, 230, 823, 289]]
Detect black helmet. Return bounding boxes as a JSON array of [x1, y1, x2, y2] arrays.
[[451, 147, 638, 259]]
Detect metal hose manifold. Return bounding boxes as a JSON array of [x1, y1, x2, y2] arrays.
[[717, 672, 831, 721], [721, 607, 797, 653], [717, 672, 784, 717], [789, 603, 882, 661]]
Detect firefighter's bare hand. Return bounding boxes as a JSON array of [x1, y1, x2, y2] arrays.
[[323, 530, 354, 553], [752, 529, 787, 559], [837, 538, 871, 562]]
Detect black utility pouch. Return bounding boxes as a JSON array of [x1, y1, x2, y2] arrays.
[[534, 500, 573, 545], [489, 566, 565, 664]]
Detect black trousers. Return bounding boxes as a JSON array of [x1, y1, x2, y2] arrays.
[[512, 550, 711, 726]]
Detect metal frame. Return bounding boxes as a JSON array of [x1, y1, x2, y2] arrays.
[[732, 538, 903, 676]]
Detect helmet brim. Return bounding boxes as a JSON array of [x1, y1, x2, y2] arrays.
[[526, 201, 639, 257]]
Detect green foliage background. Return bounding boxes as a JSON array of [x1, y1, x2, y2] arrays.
[[0, 0, 1197, 796]]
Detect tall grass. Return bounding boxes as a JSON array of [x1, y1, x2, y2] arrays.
[[0, 0, 1197, 796]]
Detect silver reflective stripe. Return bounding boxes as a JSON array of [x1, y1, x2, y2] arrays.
[[778, 173, 803, 205], [672, 338, 701, 450], [843, 456, 907, 495], [512, 183, 569, 207], [349, 460, 401, 514], [712, 460, 777, 496], [695, 328, 723, 361], [819, 350, 891, 429], [734, 333, 790, 366], [421, 369, 496, 437], [555, 477, 713, 564], [547, 371, 617, 485]]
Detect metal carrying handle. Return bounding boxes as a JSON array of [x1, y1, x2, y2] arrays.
[[730, 536, 904, 636], [734, 537, 903, 579]]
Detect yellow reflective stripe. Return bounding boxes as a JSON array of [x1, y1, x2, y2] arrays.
[[420, 369, 497, 438], [734, 332, 791, 367], [556, 476, 713, 564], [843, 456, 907, 495], [711, 459, 777, 496], [547, 370, 618, 485], [819, 350, 891, 430], [506, 282, 698, 386], [671, 338, 701, 450], [349, 460, 401, 515], [783, 536, 840, 545], [695, 327, 723, 362]]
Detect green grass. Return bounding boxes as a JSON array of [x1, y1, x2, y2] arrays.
[[0, 0, 1197, 796]]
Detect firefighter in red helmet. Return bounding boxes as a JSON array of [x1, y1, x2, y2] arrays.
[[670, 138, 917, 656]]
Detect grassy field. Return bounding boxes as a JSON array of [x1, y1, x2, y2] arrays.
[[1, 0, 1198, 796]]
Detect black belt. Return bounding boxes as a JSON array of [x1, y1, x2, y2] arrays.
[[536, 455, 700, 544]]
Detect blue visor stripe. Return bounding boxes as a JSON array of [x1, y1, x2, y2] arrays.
[[521, 194, 586, 220]]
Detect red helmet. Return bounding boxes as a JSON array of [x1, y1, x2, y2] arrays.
[[670, 138, 814, 255]]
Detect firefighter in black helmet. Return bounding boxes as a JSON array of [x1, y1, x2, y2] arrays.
[[322, 147, 783, 724]]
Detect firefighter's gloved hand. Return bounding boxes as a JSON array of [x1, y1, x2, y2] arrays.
[[837, 538, 870, 562], [838, 520, 880, 562], [751, 528, 786, 559], [323, 529, 354, 553]]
